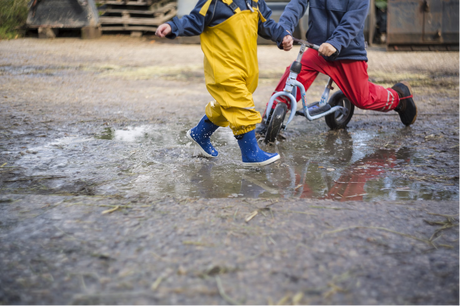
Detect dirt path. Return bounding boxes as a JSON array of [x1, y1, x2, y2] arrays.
[[0, 37, 458, 304]]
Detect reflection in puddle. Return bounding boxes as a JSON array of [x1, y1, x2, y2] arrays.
[[96, 126, 151, 142], [114, 126, 150, 142], [96, 127, 115, 140], [324, 149, 404, 201], [13, 123, 459, 201]]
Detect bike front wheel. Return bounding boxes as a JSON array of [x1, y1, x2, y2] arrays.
[[325, 91, 355, 130], [265, 103, 288, 144]]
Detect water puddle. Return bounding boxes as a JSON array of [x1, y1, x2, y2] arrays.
[[12, 121, 459, 201]]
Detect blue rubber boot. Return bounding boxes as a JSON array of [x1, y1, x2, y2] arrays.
[[186, 115, 219, 158], [236, 130, 280, 166]]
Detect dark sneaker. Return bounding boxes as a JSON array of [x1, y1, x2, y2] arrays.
[[392, 81, 417, 126]]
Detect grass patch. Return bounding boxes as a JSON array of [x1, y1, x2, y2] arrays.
[[368, 71, 459, 88], [0, 0, 28, 39], [95, 64, 204, 80], [369, 71, 429, 84]]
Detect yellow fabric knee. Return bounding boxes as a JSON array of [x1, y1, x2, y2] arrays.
[[205, 100, 260, 135]]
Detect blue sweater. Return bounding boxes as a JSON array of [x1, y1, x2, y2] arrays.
[[166, 0, 287, 43], [280, 0, 369, 61]]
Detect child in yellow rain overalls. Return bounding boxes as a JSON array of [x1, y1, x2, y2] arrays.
[[156, 0, 292, 166]]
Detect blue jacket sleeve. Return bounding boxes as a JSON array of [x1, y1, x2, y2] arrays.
[[278, 0, 308, 35], [166, 0, 212, 38], [326, 0, 369, 53], [257, 0, 289, 43]]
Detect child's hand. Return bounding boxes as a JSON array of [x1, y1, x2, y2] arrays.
[[282, 35, 293, 51], [155, 24, 172, 38], [318, 43, 337, 57]]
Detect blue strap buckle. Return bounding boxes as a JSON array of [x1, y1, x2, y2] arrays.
[[229, 2, 239, 12]]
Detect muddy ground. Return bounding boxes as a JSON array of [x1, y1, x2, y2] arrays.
[[0, 37, 459, 304]]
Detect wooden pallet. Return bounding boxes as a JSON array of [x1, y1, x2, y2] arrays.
[[98, 0, 155, 5], [97, 0, 176, 33]]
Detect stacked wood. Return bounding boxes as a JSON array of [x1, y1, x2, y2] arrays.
[[97, 0, 177, 34]]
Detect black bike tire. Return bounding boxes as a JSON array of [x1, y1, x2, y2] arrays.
[[325, 91, 355, 130], [265, 103, 288, 144]]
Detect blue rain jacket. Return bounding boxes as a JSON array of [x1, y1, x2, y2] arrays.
[[279, 0, 369, 61], [166, 0, 287, 43]]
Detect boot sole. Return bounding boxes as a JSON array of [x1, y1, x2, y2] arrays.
[[186, 130, 218, 158], [243, 154, 280, 167], [400, 81, 417, 125]]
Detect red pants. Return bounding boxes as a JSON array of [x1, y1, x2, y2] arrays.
[[272, 48, 400, 112]]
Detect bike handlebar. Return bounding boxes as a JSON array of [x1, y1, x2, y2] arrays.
[[292, 37, 339, 60], [292, 37, 320, 50]]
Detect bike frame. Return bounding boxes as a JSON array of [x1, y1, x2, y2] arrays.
[[264, 40, 346, 129]]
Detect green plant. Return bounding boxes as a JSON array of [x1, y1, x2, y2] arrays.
[[375, 0, 387, 10], [0, 0, 29, 39]]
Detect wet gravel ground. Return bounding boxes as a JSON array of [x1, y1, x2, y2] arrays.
[[0, 195, 458, 304], [0, 37, 458, 304]]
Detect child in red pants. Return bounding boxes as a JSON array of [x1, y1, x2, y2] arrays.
[[256, 0, 417, 135]]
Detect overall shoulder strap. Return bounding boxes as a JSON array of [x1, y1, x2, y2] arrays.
[[221, 0, 241, 14], [199, 0, 214, 16]]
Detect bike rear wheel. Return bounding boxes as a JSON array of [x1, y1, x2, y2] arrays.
[[265, 103, 288, 144], [325, 91, 354, 130]]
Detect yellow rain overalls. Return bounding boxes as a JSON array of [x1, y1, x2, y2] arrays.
[[200, 0, 266, 135]]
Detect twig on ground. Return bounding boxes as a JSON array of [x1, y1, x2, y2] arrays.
[[245, 210, 258, 222], [215, 276, 240, 305], [101, 205, 120, 214]]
